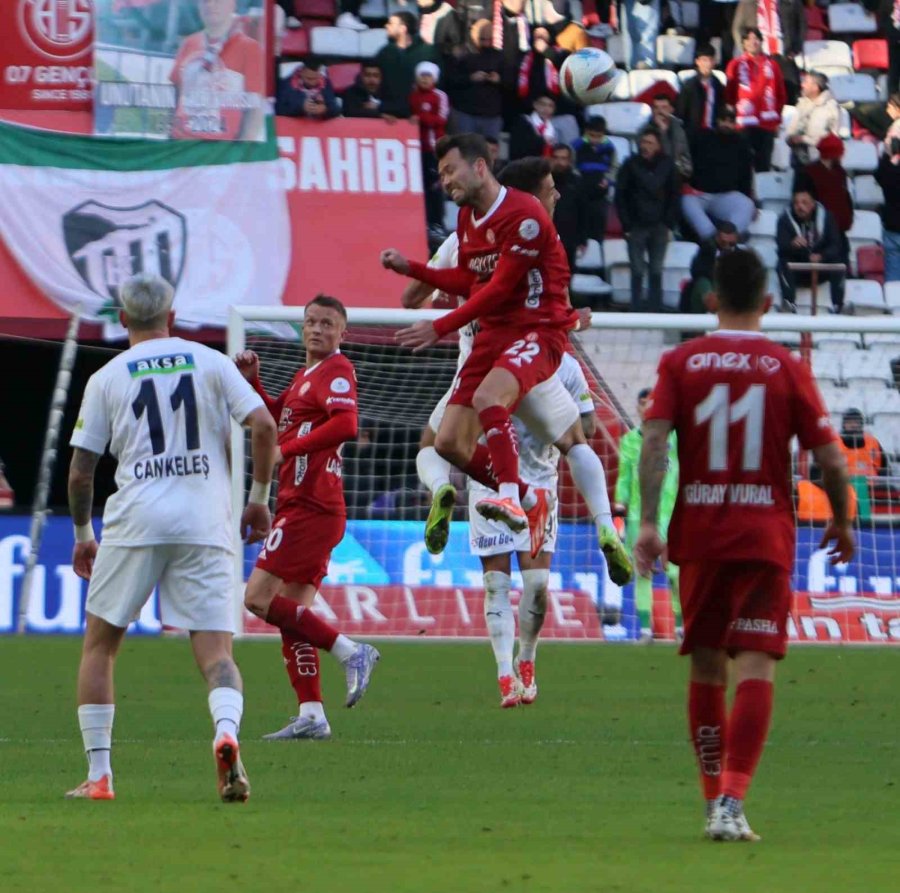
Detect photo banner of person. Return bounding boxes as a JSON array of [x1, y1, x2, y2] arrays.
[[93, 0, 269, 141]]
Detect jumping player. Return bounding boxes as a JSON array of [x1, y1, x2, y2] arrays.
[[236, 296, 379, 741], [634, 249, 854, 841], [471, 351, 598, 707]]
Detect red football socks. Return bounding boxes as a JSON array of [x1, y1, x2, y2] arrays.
[[266, 595, 339, 651], [281, 632, 322, 704], [463, 444, 530, 502], [722, 679, 774, 800], [688, 682, 727, 800], [478, 406, 520, 486]]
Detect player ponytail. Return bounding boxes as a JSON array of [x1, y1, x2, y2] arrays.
[[713, 248, 767, 315]]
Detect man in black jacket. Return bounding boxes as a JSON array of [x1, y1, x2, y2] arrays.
[[863, 0, 900, 93], [680, 222, 740, 312], [550, 144, 588, 270], [777, 186, 846, 312], [342, 64, 400, 119], [681, 105, 756, 241], [675, 44, 725, 140], [614, 126, 679, 312]]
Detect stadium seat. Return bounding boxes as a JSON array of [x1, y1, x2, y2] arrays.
[[311, 27, 361, 57], [595, 102, 652, 137], [801, 40, 853, 72], [606, 33, 628, 66], [770, 137, 792, 171], [780, 104, 797, 132], [845, 279, 887, 315], [662, 241, 698, 304], [827, 3, 877, 34], [871, 414, 900, 454], [294, 0, 337, 17], [748, 208, 778, 239], [681, 1, 700, 30], [443, 200, 458, 233], [328, 62, 361, 94], [857, 244, 885, 283], [609, 134, 632, 164], [812, 351, 844, 384], [819, 384, 863, 415], [838, 106, 852, 138], [754, 171, 793, 212], [828, 73, 879, 103], [628, 69, 680, 95], [842, 140, 879, 174], [656, 35, 696, 69], [576, 239, 604, 271], [853, 38, 889, 72], [847, 210, 883, 252], [280, 25, 311, 56], [358, 0, 387, 20], [852, 175, 885, 211], [677, 69, 727, 87], [865, 389, 900, 416], [750, 242, 778, 269], [816, 331, 863, 350], [611, 72, 633, 101], [885, 282, 900, 313], [571, 274, 613, 301], [358, 27, 389, 58], [604, 238, 630, 303], [842, 348, 894, 385], [865, 329, 900, 350], [605, 205, 624, 236]]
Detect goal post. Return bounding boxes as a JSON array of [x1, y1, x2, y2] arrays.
[[228, 306, 900, 646]]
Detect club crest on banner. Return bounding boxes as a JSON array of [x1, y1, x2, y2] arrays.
[[18, 0, 93, 61], [62, 199, 186, 300]]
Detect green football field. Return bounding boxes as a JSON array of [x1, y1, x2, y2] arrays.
[[1, 638, 896, 893]]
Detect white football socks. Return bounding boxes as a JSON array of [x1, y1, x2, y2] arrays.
[[331, 634, 357, 663], [416, 445, 452, 495], [518, 568, 549, 663], [78, 704, 115, 782], [299, 701, 327, 723], [483, 571, 515, 678], [498, 482, 520, 506], [566, 443, 614, 529], [208, 687, 243, 742]]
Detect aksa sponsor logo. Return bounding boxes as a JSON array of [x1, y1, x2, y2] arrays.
[[127, 353, 194, 378]]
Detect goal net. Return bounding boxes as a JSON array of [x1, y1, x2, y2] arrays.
[[229, 307, 900, 646]]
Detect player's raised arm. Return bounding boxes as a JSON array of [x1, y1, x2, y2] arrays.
[[234, 350, 285, 419], [241, 406, 277, 544], [812, 440, 855, 564]]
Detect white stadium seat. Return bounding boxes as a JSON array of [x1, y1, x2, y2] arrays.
[[844, 279, 887, 315], [838, 107, 852, 139], [842, 140, 879, 174], [442, 200, 458, 233], [847, 210, 883, 251], [812, 351, 844, 384], [608, 135, 632, 164], [815, 331, 863, 350], [828, 73, 879, 103], [885, 282, 900, 313], [770, 136, 792, 170], [629, 69, 680, 96], [576, 239, 604, 271], [852, 175, 885, 210], [748, 209, 778, 240], [819, 383, 863, 414], [594, 102, 652, 137], [801, 40, 853, 72], [611, 72, 633, 100], [606, 33, 628, 66], [827, 3, 878, 34], [358, 27, 389, 58], [871, 415, 900, 454], [865, 389, 900, 416], [841, 349, 894, 386], [750, 242, 778, 270], [780, 104, 797, 132], [310, 27, 361, 57], [656, 35, 696, 68], [571, 274, 613, 299], [866, 330, 900, 349], [755, 171, 793, 212], [359, 0, 387, 19]]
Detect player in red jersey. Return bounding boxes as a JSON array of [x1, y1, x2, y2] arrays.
[[381, 133, 579, 548], [635, 249, 854, 842], [237, 296, 379, 741]]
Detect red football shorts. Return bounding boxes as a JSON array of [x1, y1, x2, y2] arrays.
[[255, 509, 346, 587], [448, 327, 567, 408], [679, 560, 792, 659]]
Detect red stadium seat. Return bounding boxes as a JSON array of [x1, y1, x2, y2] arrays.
[[328, 62, 362, 93], [853, 39, 889, 72], [281, 25, 310, 57], [605, 205, 623, 237], [293, 0, 337, 19], [857, 245, 885, 285]]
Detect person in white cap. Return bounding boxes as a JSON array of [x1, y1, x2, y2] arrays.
[[410, 60, 451, 241]]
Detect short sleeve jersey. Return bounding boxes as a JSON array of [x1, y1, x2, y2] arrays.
[[455, 187, 572, 334], [645, 331, 837, 571], [428, 232, 476, 368], [70, 337, 263, 551], [170, 28, 264, 139], [271, 352, 358, 515]]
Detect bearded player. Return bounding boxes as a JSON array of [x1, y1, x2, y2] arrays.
[[634, 249, 854, 842], [383, 136, 630, 583], [236, 296, 379, 741]]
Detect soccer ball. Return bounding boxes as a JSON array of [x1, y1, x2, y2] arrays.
[[559, 48, 620, 106]]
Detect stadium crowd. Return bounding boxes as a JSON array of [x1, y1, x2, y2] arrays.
[[268, 0, 900, 312]]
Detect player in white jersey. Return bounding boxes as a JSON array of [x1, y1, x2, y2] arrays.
[[66, 274, 277, 803], [403, 157, 632, 586], [469, 352, 596, 707]]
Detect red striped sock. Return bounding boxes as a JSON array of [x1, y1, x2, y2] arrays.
[[478, 406, 520, 486], [463, 444, 530, 501], [281, 632, 322, 705], [266, 595, 339, 651], [722, 679, 774, 800], [688, 681, 726, 801]]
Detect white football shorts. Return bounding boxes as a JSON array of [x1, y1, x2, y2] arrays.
[[516, 373, 580, 446], [427, 385, 453, 435], [468, 487, 558, 557], [86, 543, 236, 633]]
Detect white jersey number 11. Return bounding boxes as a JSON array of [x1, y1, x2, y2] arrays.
[[694, 383, 765, 472]]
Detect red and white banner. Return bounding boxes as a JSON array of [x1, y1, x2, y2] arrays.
[[0, 0, 94, 111], [243, 585, 605, 640]]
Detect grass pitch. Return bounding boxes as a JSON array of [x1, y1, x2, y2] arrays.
[[0, 638, 896, 893]]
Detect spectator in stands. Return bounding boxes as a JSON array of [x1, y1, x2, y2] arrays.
[[886, 92, 900, 146], [794, 133, 853, 264], [410, 62, 451, 240], [785, 71, 840, 168], [863, 0, 900, 95], [731, 0, 806, 61], [700, 0, 740, 65], [615, 126, 679, 311], [446, 19, 504, 138], [621, 0, 661, 69], [676, 44, 726, 140], [681, 105, 755, 242], [573, 116, 616, 245], [725, 27, 786, 172], [275, 57, 340, 119], [418, 0, 466, 60], [651, 93, 692, 181], [493, 0, 533, 118], [876, 132, 900, 282], [0, 456, 13, 509], [376, 12, 439, 118], [680, 222, 740, 312], [509, 93, 558, 158], [516, 27, 579, 142], [343, 63, 397, 119], [336, 0, 368, 31], [485, 135, 504, 173], [838, 407, 887, 521], [776, 185, 846, 313], [550, 144, 589, 269]]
